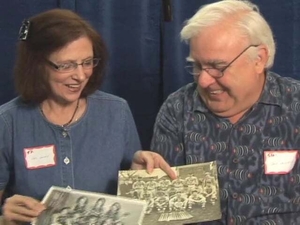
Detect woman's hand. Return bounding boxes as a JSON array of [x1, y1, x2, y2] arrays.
[[131, 150, 177, 179], [2, 195, 46, 224]]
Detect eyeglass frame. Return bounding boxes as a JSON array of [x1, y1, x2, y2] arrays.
[[185, 44, 259, 79], [46, 58, 101, 73]]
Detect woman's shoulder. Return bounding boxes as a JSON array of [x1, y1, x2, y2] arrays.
[[88, 90, 128, 107], [0, 96, 27, 115]]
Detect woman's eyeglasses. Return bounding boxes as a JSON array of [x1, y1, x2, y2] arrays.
[[47, 58, 101, 73]]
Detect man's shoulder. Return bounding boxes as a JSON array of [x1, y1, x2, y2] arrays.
[[269, 72, 300, 97], [165, 82, 197, 103], [269, 72, 300, 87], [158, 82, 197, 117], [265, 72, 300, 111]]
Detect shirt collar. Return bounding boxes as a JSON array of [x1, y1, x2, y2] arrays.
[[258, 71, 282, 107], [192, 86, 209, 113]]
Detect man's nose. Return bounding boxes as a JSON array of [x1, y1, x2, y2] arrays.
[[197, 70, 216, 88]]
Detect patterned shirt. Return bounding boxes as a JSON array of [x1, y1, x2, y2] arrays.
[[151, 72, 300, 225]]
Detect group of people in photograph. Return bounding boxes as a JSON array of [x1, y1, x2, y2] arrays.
[[125, 172, 217, 215], [50, 196, 127, 225]]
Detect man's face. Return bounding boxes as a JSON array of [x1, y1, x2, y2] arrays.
[[189, 25, 265, 122]]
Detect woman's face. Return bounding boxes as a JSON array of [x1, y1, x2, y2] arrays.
[[95, 199, 105, 208], [46, 36, 94, 104], [78, 197, 88, 207], [111, 203, 120, 212], [60, 208, 70, 216]]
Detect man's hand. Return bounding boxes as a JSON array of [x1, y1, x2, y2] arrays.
[[131, 150, 177, 179]]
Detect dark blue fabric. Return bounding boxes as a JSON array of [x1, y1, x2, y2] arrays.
[[76, 0, 163, 149], [162, 0, 215, 98], [0, 0, 60, 104], [0, 0, 299, 149]]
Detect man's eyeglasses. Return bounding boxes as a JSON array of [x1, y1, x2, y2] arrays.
[[47, 58, 101, 73], [185, 45, 259, 79]]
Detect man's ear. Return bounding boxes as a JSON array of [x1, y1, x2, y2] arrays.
[[254, 45, 268, 73]]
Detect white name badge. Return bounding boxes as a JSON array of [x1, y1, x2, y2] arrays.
[[24, 145, 57, 169], [264, 150, 299, 175]]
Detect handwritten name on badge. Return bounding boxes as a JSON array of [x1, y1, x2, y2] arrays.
[[24, 145, 57, 169], [264, 150, 299, 175]]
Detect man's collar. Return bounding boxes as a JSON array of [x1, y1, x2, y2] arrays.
[[192, 87, 210, 113], [258, 71, 282, 106]]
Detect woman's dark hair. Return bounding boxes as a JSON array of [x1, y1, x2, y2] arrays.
[[14, 8, 108, 103], [110, 202, 121, 211], [93, 197, 106, 209]]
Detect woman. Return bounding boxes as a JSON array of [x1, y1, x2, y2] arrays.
[[72, 196, 89, 215], [0, 9, 175, 224], [89, 198, 106, 217], [103, 202, 125, 224]]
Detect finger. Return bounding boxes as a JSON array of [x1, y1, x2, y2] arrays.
[[4, 195, 45, 223], [150, 152, 177, 179], [144, 152, 155, 174], [157, 157, 177, 179], [132, 150, 144, 163], [11, 204, 42, 217], [6, 195, 45, 213], [4, 211, 36, 223]]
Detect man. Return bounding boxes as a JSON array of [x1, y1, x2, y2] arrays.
[[151, 0, 300, 224]]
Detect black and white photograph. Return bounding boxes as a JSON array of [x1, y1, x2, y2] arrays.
[[33, 186, 147, 225], [118, 161, 221, 225]]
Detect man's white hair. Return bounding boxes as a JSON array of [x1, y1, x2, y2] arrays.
[[181, 0, 275, 69]]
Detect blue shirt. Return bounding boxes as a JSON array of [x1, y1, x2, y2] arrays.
[[0, 90, 141, 202], [151, 72, 300, 224]]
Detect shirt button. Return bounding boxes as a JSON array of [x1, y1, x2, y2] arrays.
[[66, 186, 72, 190], [64, 157, 70, 164], [62, 131, 68, 137]]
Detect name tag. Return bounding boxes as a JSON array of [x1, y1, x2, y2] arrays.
[[264, 150, 299, 175], [24, 145, 57, 169]]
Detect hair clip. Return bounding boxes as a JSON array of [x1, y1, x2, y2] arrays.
[[19, 19, 31, 41]]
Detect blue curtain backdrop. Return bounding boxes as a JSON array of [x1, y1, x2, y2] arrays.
[[0, 0, 299, 149]]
